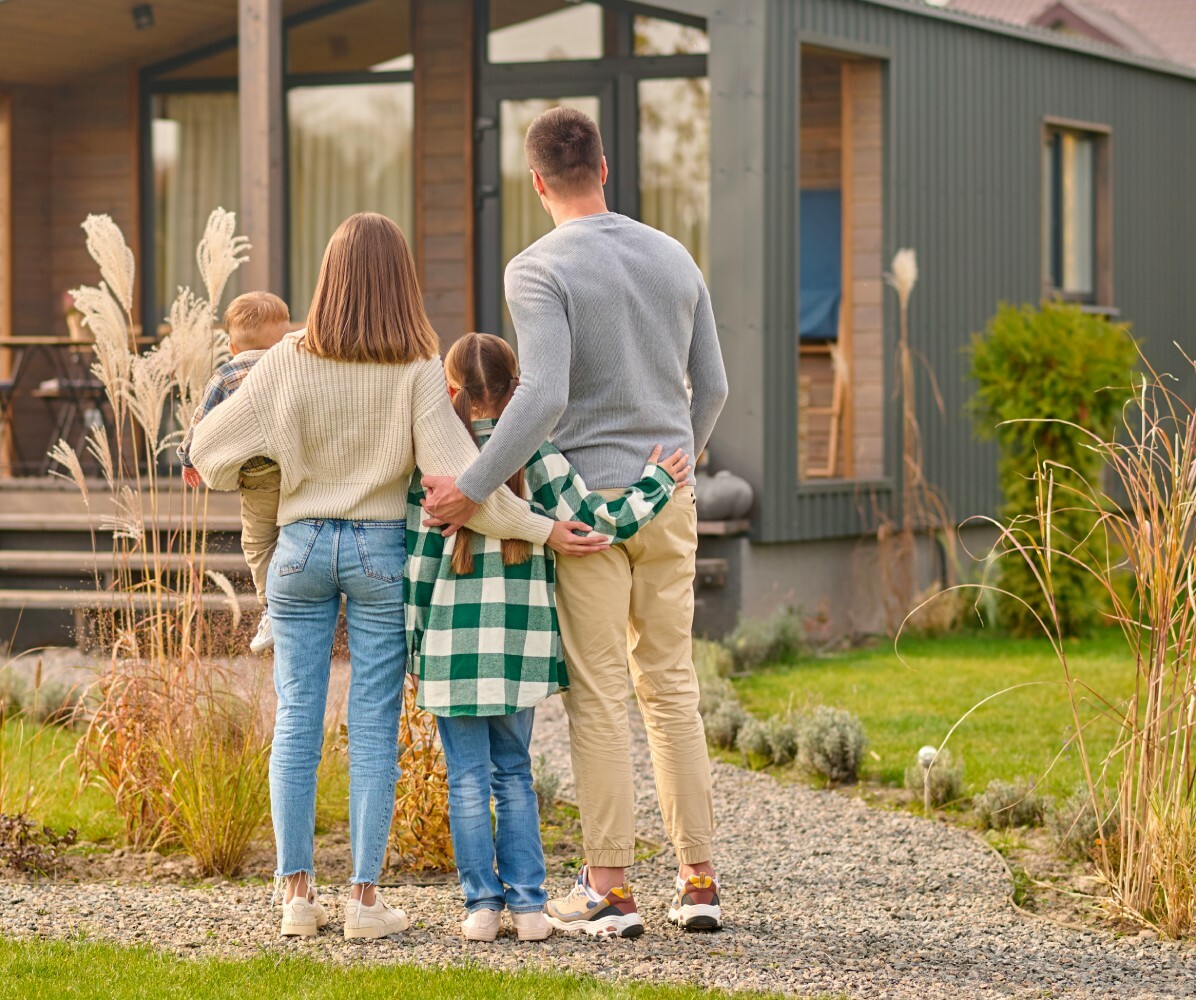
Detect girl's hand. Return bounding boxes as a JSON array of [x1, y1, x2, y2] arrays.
[[547, 521, 611, 557], [648, 446, 691, 487]]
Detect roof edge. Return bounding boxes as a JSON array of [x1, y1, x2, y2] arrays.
[[856, 0, 1196, 82]]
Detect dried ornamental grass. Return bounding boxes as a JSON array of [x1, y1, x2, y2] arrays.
[[388, 681, 454, 873]]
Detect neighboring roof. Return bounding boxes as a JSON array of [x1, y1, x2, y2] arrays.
[[946, 0, 1196, 69]]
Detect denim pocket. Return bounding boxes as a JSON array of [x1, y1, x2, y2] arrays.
[[273, 519, 323, 577], [353, 521, 407, 583]]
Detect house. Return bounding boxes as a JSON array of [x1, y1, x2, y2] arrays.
[[1, 0, 1195, 644]]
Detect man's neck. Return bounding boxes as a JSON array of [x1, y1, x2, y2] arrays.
[[549, 196, 610, 228]]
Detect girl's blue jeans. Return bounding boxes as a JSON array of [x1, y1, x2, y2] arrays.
[[436, 709, 548, 913], [267, 518, 406, 886]]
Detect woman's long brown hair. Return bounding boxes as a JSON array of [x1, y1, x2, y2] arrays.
[[443, 334, 532, 575], [302, 212, 439, 364]]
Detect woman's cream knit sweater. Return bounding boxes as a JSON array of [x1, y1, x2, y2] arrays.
[[189, 333, 553, 544]]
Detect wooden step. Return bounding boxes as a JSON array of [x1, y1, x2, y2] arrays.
[[0, 549, 249, 575], [0, 512, 244, 533], [0, 588, 259, 612], [695, 557, 728, 589], [696, 519, 751, 537]]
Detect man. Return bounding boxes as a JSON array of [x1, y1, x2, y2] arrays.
[[422, 107, 728, 938]]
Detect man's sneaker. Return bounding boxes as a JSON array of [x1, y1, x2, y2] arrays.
[[280, 889, 330, 937], [668, 874, 722, 931], [343, 893, 410, 940], [461, 907, 502, 942], [510, 910, 552, 941], [249, 612, 274, 654], [545, 867, 645, 939]]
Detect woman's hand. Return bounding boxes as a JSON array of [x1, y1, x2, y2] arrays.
[[547, 521, 612, 558], [648, 446, 691, 487]]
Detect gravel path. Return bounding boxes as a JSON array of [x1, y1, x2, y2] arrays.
[[2, 697, 1194, 999]]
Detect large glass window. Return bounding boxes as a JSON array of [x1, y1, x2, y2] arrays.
[[152, 92, 241, 314], [633, 15, 709, 56], [1043, 127, 1100, 300], [288, 82, 414, 318], [488, 1, 604, 63], [638, 77, 710, 277]]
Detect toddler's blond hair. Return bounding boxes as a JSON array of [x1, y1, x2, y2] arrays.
[[225, 291, 290, 352]]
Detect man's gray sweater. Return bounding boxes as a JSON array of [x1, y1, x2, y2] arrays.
[[457, 212, 728, 501]]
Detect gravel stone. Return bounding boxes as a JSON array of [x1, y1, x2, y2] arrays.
[[2, 697, 1195, 998]]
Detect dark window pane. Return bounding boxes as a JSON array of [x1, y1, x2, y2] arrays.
[[488, 0, 603, 63]]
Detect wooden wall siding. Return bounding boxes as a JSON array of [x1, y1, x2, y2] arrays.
[[49, 69, 139, 317], [8, 88, 54, 338], [413, 0, 475, 347], [800, 53, 841, 191], [844, 60, 884, 482]]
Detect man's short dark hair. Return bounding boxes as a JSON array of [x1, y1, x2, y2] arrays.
[[524, 106, 604, 196]]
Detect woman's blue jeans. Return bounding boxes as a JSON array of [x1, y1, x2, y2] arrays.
[[436, 709, 547, 913], [267, 518, 406, 886]]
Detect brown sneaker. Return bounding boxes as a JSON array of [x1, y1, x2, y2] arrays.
[[545, 867, 645, 939], [668, 874, 722, 931]]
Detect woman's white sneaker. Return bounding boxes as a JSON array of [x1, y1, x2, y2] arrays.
[[343, 894, 410, 939], [511, 910, 552, 941], [461, 908, 502, 941], [280, 891, 329, 937]]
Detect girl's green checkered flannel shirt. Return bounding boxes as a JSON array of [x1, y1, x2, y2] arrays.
[[404, 418, 676, 717]]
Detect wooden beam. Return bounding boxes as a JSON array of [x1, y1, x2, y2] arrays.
[[838, 61, 855, 480], [0, 92, 11, 478], [238, 0, 285, 295]]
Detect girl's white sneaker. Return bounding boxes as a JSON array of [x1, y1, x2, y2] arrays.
[[461, 908, 502, 941], [280, 890, 329, 937], [510, 910, 552, 941], [343, 894, 410, 940]]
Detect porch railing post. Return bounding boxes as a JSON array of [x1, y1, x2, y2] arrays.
[[238, 0, 285, 297]]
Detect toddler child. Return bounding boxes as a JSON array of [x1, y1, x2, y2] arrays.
[[404, 333, 689, 943], [179, 290, 290, 653]]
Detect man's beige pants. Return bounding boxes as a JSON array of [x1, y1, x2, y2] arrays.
[[554, 485, 714, 867], [238, 465, 281, 605]]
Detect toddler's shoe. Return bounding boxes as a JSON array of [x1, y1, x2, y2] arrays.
[[279, 888, 329, 937], [511, 910, 552, 941], [461, 908, 502, 941], [343, 893, 409, 940], [250, 612, 274, 654]]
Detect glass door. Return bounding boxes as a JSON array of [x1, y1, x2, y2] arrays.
[[475, 81, 614, 338]]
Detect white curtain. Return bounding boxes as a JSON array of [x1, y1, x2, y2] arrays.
[[156, 93, 241, 315], [288, 82, 415, 321], [638, 77, 711, 278]]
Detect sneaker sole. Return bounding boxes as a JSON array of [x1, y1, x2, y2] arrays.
[[462, 926, 500, 942], [514, 927, 552, 941], [668, 903, 722, 932], [344, 921, 409, 940], [280, 920, 319, 937], [546, 912, 644, 940]]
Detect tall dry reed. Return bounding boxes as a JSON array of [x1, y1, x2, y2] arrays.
[[388, 680, 454, 872], [973, 352, 1196, 936]]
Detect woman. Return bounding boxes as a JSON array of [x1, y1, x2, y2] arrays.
[[189, 213, 606, 940]]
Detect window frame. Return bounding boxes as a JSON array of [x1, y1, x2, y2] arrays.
[[1041, 116, 1113, 310], [138, 0, 416, 335]]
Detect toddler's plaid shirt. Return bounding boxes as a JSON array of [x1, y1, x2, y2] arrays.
[[177, 350, 275, 474]]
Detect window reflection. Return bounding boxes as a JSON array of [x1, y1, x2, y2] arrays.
[[288, 83, 415, 319], [488, 1, 604, 63], [633, 15, 709, 56]]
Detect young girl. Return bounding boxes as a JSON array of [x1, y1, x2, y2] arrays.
[[404, 333, 689, 943]]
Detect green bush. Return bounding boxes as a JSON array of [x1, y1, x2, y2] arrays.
[[968, 302, 1136, 636], [724, 606, 805, 672], [531, 754, 562, 819], [735, 713, 800, 766], [974, 777, 1050, 830], [703, 698, 748, 750], [796, 706, 867, 784], [1047, 786, 1119, 861], [903, 748, 965, 807]]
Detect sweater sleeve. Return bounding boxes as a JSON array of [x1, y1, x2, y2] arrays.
[[412, 359, 553, 545], [688, 280, 729, 458], [456, 257, 570, 502], [525, 442, 675, 544], [189, 387, 270, 492]]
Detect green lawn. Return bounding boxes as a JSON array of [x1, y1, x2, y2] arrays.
[[732, 630, 1134, 796], [0, 718, 121, 842], [0, 939, 811, 1000]]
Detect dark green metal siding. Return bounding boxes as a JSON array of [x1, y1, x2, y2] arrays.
[[779, 0, 1196, 542]]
